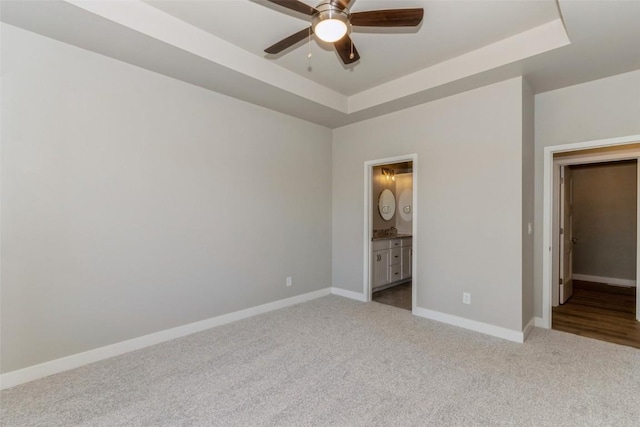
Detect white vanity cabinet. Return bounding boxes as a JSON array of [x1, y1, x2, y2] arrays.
[[372, 237, 412, 291], [372, 240, 391, 288], [401, 237, 412, 280]]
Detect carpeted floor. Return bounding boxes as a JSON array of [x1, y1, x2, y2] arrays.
[[2, 295, 639, 426]]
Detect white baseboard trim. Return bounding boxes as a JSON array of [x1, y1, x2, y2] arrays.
[[573, 274, 636, 287], [331, 287, 367, 302], [413, 307, 525, 343], [0, 287, 332, 391], [534, 317, 546, 328]]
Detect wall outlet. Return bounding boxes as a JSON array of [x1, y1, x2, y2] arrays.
[[463, 292, 471, 305], [286, 276, 292, 287]]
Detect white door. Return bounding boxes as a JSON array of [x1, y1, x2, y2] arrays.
[[559, 166, 574, 304]]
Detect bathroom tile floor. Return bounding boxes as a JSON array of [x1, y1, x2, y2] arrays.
[[372, 282, 412, 311]]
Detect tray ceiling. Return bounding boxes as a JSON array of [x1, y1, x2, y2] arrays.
[[2, 1, 639, 128]]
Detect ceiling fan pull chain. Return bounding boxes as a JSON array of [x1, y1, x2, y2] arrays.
[[307, 25, 312, 59], [350, 37, 354, 60]]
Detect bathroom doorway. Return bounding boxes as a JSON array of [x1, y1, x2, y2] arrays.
[[363, 155, 417, 312]]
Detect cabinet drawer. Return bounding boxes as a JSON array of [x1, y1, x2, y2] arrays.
[[390, 239, 402, 248], [401, 237, 412, 247], [390, 264, 402, 282], [372, 240, 390, 251], [390, 248, 401, 265]]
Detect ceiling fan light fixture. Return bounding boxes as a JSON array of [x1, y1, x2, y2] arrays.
[[312, 4, 349, 43], [314, 18, 347, 42]]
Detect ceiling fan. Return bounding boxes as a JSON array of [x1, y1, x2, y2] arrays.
[[264, 0, 424, 65]]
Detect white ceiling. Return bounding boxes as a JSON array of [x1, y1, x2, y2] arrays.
[[2, 1, 639, 128]]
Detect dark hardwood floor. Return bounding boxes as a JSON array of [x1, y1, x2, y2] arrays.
[[552, 280, 639, 349], [373, 282, 412, 311]]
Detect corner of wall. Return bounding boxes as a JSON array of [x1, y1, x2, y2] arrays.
[[522, 77, 535, 327]]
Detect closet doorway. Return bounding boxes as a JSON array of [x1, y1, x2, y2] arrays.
[[552, 159, 639, 348], [363, 155, 417, 312], [540, 135, 640, 345]]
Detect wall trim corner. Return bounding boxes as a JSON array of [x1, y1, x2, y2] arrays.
[[331, 287, 367, 302], [413, 306, 524, 343]]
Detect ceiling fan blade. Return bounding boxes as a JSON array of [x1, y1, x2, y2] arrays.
[[334, 34, 360, 65], [265, 27, 312, 54], [350, 9, 424, 27], [267, 0, 317, 16]]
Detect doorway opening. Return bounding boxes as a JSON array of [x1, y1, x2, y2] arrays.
[[363, 155, 417, 313], [552, 159, 639, 348], [543, 136, 640, 347]]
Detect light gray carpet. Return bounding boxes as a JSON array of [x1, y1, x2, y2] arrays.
[[2, 295, 639, 426]]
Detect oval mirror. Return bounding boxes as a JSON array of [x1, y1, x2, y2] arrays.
[[398, 188, 412, 222], [378, 189, 396, 221]]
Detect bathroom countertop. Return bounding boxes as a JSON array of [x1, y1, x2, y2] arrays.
[[371, 234, 412, 241]]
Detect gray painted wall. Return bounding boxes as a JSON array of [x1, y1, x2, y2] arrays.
[[1, 24, 333, 373], [571, 161, 637, 281], [534, 69, 640, 317], [332, 78, 526, 332]]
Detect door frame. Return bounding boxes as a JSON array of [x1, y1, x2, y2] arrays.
[[542, 134, 640, 328], [363, 154, 418, 313]]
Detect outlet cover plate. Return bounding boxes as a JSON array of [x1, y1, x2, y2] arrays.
[[463, 292, 471, 304]]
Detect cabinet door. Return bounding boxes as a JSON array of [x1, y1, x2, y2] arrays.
[[372, 250, 390, 288], [401, 247, 412, 279]]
